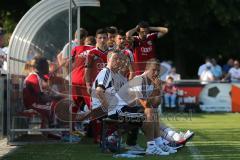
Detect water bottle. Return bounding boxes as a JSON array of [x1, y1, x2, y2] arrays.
[[28, 115, 41, 135]]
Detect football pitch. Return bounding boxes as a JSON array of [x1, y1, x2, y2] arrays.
[[2, 113, 240, 160]]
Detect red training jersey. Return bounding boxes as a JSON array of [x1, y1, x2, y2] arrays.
[[85, 47, 108, 84], [133, 32, 159, 74], [23, 72, 43, 108], [71, 45, 95, 85]]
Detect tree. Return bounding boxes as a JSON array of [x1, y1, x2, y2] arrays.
[[1, 0, 240, 78]]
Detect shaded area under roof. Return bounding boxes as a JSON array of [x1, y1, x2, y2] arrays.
[[8, 0, 100, 75]]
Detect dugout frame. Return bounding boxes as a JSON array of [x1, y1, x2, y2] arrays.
[[7, 0, 100, 144]]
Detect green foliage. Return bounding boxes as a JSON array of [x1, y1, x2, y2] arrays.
[[1, 0, 240, 77], [2, 12, 16, 33]]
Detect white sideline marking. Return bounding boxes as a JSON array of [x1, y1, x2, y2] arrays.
[[187, 142, 205, 160]]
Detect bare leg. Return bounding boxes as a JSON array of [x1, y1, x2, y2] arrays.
[[142, 108, 155, 141]]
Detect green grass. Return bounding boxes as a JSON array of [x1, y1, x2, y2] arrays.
[[2, 113, 240, 160]]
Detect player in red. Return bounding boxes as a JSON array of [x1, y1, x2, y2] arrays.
[[85, 28, 109, 95], [71, 35, 95, 111], [23, 55, 61, 128], [114, 30, 135, 80], [84, 28, 109, 143], [126, 21, 168, 75]]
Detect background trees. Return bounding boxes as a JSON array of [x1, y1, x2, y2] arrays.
[[1, 0, 240, 78]]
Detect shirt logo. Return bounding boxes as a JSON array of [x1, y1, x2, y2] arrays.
[[140, 46, 153, 54], [97, 63, 107, 69], [147, 41, 152, 45]]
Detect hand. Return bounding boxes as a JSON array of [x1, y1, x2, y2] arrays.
[[86, 85, 92, 95], [153, 78, 161, 85], [152, 78, 162, 89]]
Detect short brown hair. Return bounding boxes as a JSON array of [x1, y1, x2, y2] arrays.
[[145, 58, 160, 70]]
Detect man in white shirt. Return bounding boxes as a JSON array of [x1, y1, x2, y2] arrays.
[[223, 60, 240, 83], [198, 57, 211, 78], [91, 51, 144, 150], [200, 62, 214, 82], [166, 67, 181, 81]]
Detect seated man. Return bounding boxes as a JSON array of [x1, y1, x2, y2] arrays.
[[85, 58, 193, 155], [163, 76, 178, 108], [117, 58, 194, 154], [91, 50, 144, 150], [23, 55, 62, 128], [116, 58, 175, 155]]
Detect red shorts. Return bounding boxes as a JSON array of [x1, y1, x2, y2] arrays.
[[72, 83, 91, 110]]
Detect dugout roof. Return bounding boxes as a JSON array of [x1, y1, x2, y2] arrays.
[[8, 0, 100, 75]]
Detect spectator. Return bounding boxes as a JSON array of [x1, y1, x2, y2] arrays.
[[223, 60, 240, 83], [0, 27, 4, 48], [222, 58, 234, 77], [200, 62, 214, 82], [198, 57, 211, 78], [163, 76, 178, 108], [160, 60, 172, 81], [0, 49, 5, 72], [166, 66, 181, 81], [211, 58, 222, 80], [2, 33, 11, 73]]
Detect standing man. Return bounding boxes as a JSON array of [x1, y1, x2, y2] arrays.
[[223, 60, 240, 83], [115, 30, 135, 80], [85, 28, 109, 95], [57, 28, 88, 76], [70, 37, 95, 111], [126, 21, 168, 75], [84, 28, 109, 143]]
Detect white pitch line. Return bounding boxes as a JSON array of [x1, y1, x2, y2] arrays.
[[187, 142, 205, 160]]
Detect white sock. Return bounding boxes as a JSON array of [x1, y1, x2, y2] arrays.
[[172, 133, 181, 141], [163, 129, 177, 142]]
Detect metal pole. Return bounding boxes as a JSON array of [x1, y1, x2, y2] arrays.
[[77, 7, 81, 45], [7, 39, 11, 142], [69, 0, 73, 143]]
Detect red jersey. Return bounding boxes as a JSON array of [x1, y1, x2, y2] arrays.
[[85, 47, 108, 83], [123, 48, 134, 62], [163, 84, 177, 95], [23, 72, 43, 108], [71, 45, 94, 84], [133, 32, 159, 74]]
